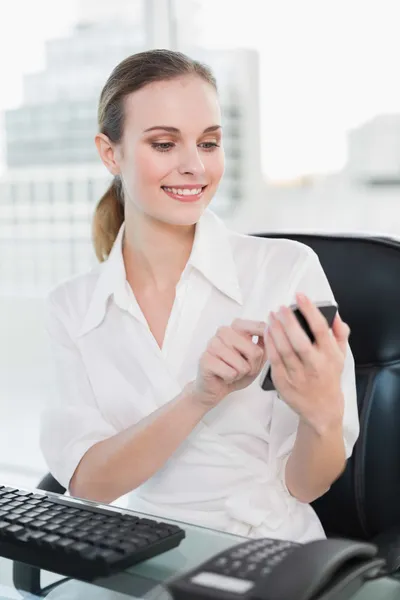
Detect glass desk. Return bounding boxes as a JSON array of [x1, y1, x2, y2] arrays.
[[0, 511, 399, 600]]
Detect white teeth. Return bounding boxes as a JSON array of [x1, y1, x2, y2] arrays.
[[163, 187, 203, 195]]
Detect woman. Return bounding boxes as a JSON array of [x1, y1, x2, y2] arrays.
[[41, 49, 359, 543]]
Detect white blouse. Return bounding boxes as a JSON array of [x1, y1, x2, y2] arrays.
[[40, 209, 359, 543]]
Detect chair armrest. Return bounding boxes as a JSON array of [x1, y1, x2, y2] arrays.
[[373, 529, 400, 573], [36, 473, 66, 495]]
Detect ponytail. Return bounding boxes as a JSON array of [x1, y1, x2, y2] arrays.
[[92, 177, 124, 262]]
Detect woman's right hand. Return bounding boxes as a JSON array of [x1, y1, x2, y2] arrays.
[[193, 319, 267, 408]]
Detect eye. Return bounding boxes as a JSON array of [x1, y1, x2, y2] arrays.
[[199, 142, 220, 151], [151, 142, 175, 152]]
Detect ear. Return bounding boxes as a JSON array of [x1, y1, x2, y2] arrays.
[[95, 133, 121, 176]]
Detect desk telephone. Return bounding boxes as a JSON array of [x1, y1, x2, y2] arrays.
[[166, 537, 385, 600]]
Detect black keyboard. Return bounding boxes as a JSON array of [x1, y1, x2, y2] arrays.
[[0, 484, 185, 580]]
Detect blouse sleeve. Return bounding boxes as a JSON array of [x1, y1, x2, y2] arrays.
[[40, 295, 118, 491], [269, 247, 360, 486]]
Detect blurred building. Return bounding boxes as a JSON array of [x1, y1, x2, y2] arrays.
[[4, 21, 144, 168], [1, 5, 262, 295], [346, 114, 400, 184], [231, 113, 400, 237]]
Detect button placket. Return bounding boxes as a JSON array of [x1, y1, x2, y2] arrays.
[[162, 272, 213, 378]]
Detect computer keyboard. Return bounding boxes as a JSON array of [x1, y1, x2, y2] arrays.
[[0, 484, 185, 580]]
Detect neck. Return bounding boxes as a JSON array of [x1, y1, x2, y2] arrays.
[[123, 210, 196, 291]]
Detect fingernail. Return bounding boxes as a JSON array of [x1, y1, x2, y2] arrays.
[[297, 293, 306, 302]]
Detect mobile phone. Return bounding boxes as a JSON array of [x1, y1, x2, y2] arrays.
[[259, 301, 338, 391]]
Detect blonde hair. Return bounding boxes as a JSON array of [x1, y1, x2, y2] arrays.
[[92, 49, 217, 262]]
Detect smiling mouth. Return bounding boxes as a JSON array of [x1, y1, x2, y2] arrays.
[[161, 185, 207, 197]]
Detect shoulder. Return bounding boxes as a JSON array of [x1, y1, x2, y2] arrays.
[[226, 228, 317, 273], [47, 264, 104, 329]]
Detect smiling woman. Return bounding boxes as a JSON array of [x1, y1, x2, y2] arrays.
[[40, 48, 359, 545]]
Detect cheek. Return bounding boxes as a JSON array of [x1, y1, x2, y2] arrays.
[[134, 147, 173, 184], [206, 151, 225, 183]]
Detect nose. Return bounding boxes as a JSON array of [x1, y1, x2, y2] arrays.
[[177, 145, 206, 176]]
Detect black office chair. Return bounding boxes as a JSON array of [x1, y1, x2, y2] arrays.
[[256, 233, 400, 554], [13, 233, 400, 595]]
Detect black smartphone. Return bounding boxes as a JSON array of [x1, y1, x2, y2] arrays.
[[259, 301, 338, 391]]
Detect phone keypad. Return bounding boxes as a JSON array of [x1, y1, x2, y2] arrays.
[[208, 538, 299, 581]]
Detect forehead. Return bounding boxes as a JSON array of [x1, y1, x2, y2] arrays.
[[123, 76, 221, 133]]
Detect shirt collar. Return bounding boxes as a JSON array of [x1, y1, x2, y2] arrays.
[[188, 209, 242, 304], [78, 209, 242, 337]]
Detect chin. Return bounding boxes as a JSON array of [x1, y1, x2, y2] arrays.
[[153, 202, 209, 227]]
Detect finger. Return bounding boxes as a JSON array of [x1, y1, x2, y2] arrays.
[[265, 329, 287, 383], [268, 312, 303, 375], [203, 354, 239, 384], [208, 336, 251, 377], [331, 313, 350, 355], [278, 305, 315, 365], [231, 318, 266, 338], [296, 294, 333, 351], [256, 332, 267, 362], [265, 328, 280, 365], [217, 326, 265, 373]]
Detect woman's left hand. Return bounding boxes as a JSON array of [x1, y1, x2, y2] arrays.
[[265, 293, 350, 434]]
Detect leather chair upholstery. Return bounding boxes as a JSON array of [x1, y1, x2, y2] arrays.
[[255, 233, 400, 542]]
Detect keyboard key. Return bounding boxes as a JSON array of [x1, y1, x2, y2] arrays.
[[18, 517, 34, 526], [36, 515, 53, 522], [43, 523, 61, 533], [4, 514, 22, 523], [6, 524, 24, 536], [14, 490, 32, 497], [42, 534, 61, 545], [25, 499, 43, 507], [71, 530, 90, 541], [29, 531, 46, 541], [72, 542, 91, 554], [57, 526, 75, 536], [30, 520, 47, 530], [56, 538, 75, 550]]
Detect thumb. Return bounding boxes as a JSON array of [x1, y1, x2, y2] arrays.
[[332, 313, 350, 354]]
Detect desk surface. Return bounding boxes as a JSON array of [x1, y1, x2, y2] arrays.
[[0, 512, 399, 600]]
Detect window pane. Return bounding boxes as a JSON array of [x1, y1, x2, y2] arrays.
[[174, 0, 400, 237], [0, 0, 146, 489]]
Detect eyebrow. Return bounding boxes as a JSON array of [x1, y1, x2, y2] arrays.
[[143, 125, 222, 134]]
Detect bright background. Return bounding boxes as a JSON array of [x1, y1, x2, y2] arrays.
[[2, 0, 400, 493]]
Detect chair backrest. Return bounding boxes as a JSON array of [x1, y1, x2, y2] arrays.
[[254, 233, 400, 540]]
